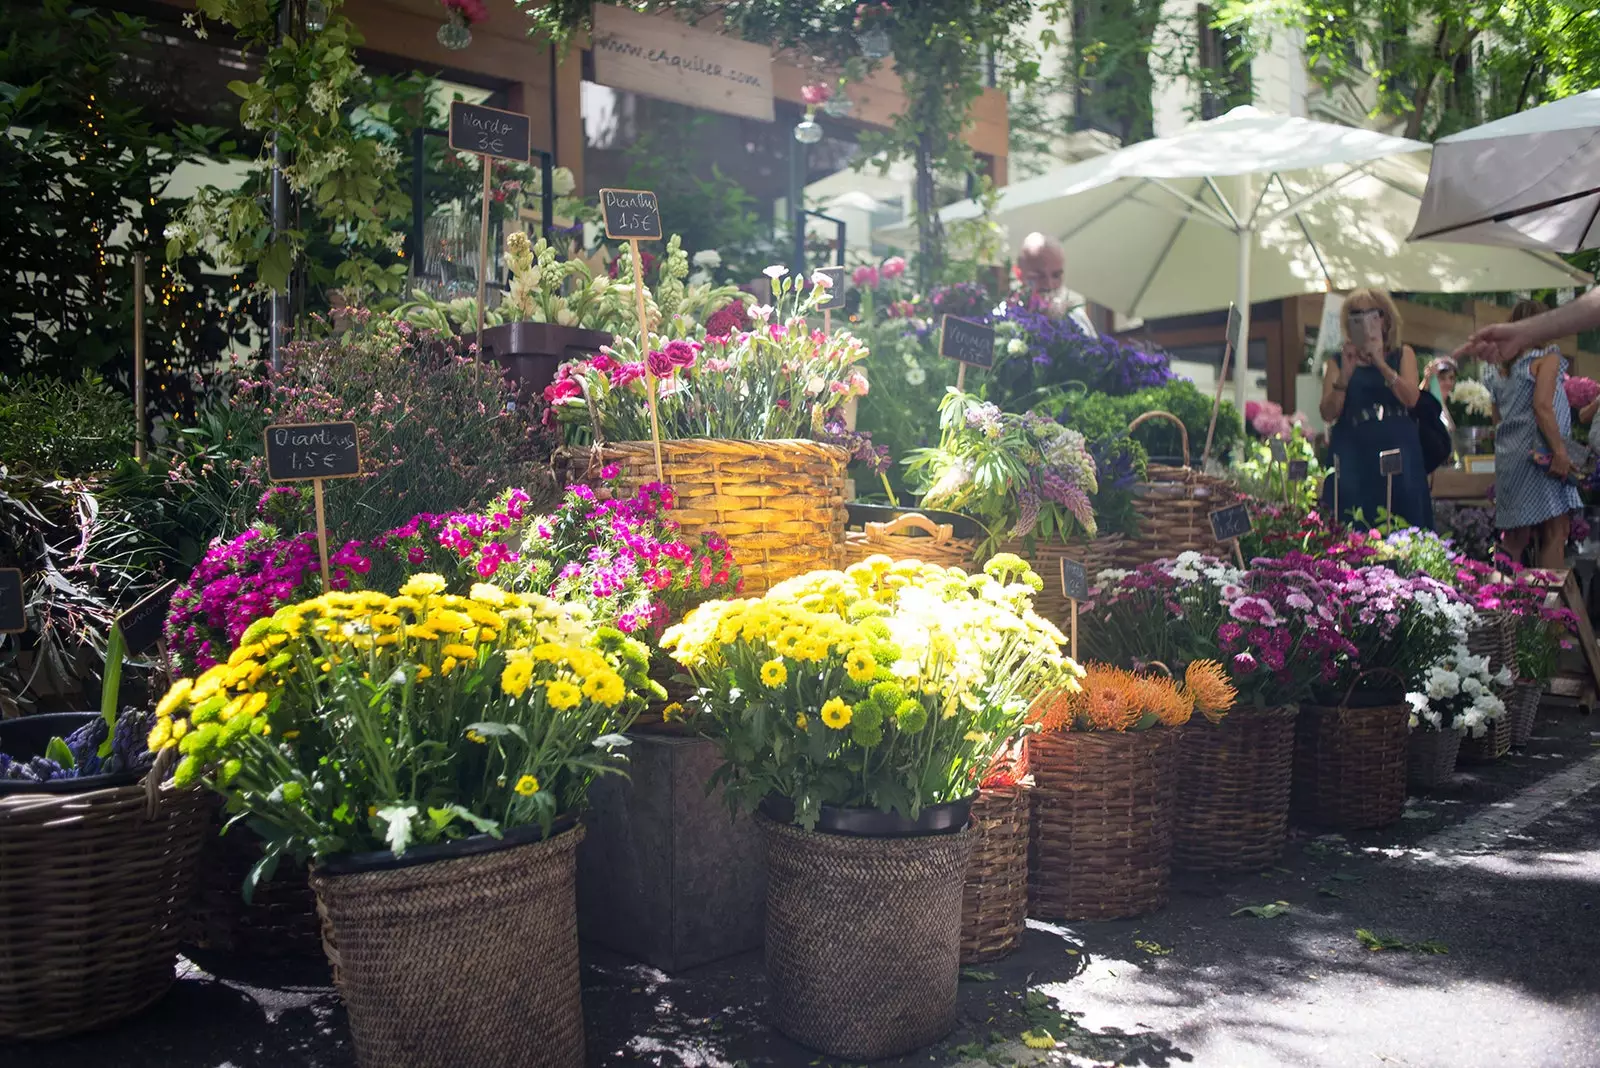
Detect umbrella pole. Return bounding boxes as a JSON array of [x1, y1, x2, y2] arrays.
[[1232, 224, 1253, 419]]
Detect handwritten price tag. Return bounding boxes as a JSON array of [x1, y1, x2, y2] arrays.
[[264, 422, 362, 482], [448, 100, 531, 162], [939, 315, 995, 369], [599, 188, 662, 240]]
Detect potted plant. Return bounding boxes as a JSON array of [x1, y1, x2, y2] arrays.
[[661, 554, 1075, 1059], [1447, 376, 1496, 458], [151, 577, 658, 1068], [1405, 647, 1509, 788]]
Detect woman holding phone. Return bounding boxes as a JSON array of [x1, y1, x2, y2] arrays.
[[1487, 299, 1581, 569], [1319, 288, 1433, 529]]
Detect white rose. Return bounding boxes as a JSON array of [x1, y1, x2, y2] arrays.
[[693, 249, 723, 269], [1007, 338, 1027, 355], [551, 168, 576, 196]]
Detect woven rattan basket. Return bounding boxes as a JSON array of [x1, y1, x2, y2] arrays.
[[959, 784, 1029, 964], [187, 812, 323, 958], [998, 535, 1127, 628], [1467, 609, 1516, 676], [1292, 673, 1409, 829], [311, 825, 586, 1068], [1458, 712, 1512, 763], [759, 816, 972, 1060], [1117, 411, 1236, 569], [1027, 729, 1179, 921], [844, 511, 978, 570], [568, 438, 848, 595], [0, 765, 210, 1040], [1406, 728, 1462, 790], [1173, 705, 1296, 873], [1507, 680, 1541, 748]]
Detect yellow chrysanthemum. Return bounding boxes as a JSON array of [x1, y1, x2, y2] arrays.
[[469, 583, 507, 606], [514, 774, 540, 796], [581, 671, 626, 707], [760, 659, 788, 688], [155, 679, 192, 719], [369, 613, 402, 629], [442, 643, 478, 661], [501, 659, 534, 698], [406, 624, 441, 642], [845, 646, 877, 683], [546, 680, 582, 710], [467, 729, 488, 744], [146, 718, 171, 751], [795, 712, 808, 730], [228, 643, 266, 667], [400, 573, 447, 597], [1021, 1030, 1056, 1050], [820, 697, 853, 729], [415, 664, 433, 680], [661, 702, 685, 722], [428, 609, 471, 634], [375, 633, 400, 647], [440, 656, 459, 676]]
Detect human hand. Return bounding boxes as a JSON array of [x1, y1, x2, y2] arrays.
[[1340, 342, 1362, 376], [1550, 449, 1572, 480], [1455, 320, 1532, 366]]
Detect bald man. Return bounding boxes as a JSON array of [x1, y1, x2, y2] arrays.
[[1016, 231, 1097, 336]]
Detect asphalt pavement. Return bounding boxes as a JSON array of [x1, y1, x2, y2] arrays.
[[10, 703, 1600, 1068]]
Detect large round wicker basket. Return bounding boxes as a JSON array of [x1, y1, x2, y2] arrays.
[[997, 535, 1127, 628], [1027, 729, 1179, 921], [959, 784, 1029, 964], [759, 816, 972, 1060], [570, 439, 848, 594], [0, 769, 210, 1039], [1406, 728, 1462, 790], [844, 511, 978, 570], [1292, 675, 1409, 829], [1173, 705, 1296, 873], [1116, 411, 1236, 569], [1458, 713, 1512, 763], [311, 825, 586, 1068]]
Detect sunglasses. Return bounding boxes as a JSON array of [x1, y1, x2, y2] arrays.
[[1346, 308, 1384, 322]]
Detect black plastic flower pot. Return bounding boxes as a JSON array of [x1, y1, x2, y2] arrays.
[[758, 795, 973, 837], [0, 712, 141, 795]]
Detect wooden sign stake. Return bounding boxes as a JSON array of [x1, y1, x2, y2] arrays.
[[1202, 304, 1241, 469], [631, 240, 664, 481], [133, 252, 146, 463], [313, 477, 331, 589], [475, 155, 492, 358], [823, 308, 831, 335], [1069, 597, 1078, 662]]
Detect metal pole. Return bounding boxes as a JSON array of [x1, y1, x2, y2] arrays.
[[790, 137, 806, 277], [268, 3, 292, 371], [410, 126, 426, 266], [540, 151, 554, 241], [133, 253, 146, 463], [1232, 176, 1254, 418]]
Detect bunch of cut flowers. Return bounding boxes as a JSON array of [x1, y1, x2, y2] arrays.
[[1407, 646, 1510, 736], [1447, 377, 1496, 428], [661, 554, 1079, 830], [545, 265, 866, 443], [1029, 660, 1236, 733], [150, 575, 660, 868], [907, 390, 1099, 553]]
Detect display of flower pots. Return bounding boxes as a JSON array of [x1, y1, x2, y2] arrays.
[[309, 824, 586, 1068], [757, 810, 972, 1060], [479, 321, 612, 398], [960, 783, 1030, 964]]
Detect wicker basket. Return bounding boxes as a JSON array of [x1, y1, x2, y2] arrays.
[[1173, 705, 1296, 873], [997, 535, 1127, 628], [1292, 673, 1410, 829], [1027, 729, 1179, 921], [1117, 412, 1237, 569], [1467, 609, 1515, 676], [959, 784, 1029, 964], [1507, 680, 1542, 748], [845, 511, 978, 569], [1459, 712, 1512, 763], [1406, 728, 1462, 790], [759, 816, 972, 1060], [0, 767, 210, 1039], [186, 813, 324, 959], [311, 825, 586, 1068], [568, 438, 848, 595]]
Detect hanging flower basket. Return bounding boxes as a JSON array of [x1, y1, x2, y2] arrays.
[[959, 783, 1030, 964], [311, 824, 586, 1068], [1406, 728, 1462, 790], [1173, 704, 1296, 873], [1117, 411, 1236, 569], [570, 439, 848, 595], [759, 814, 972, 1060], [1292, 671, 1409, 829]]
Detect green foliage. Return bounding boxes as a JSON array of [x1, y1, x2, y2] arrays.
[[1229, 427, 1325, 511], [1054, 380, 1243, 466], [0, 375, 135, 477]]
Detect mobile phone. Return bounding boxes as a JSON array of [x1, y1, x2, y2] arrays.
[[1348, 310, 1382, 357]]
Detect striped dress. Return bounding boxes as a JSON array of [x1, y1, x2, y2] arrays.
[[1489, 347, 1582, 530]]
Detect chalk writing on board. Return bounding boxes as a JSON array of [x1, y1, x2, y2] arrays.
[[1209, 502, 1253, 542], [448, 100, 531, 162], [1060, 558, 1089, 602], [815, 266, 847, 311], [118, 580, 177, 655], [264, 422, 362, 482], [599, 188, 662, 240], [1287, 459, 1310, 481], [939, 315, 995, 369]]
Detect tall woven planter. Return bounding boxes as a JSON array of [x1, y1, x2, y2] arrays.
[[576, 439, 847, 594], [1466, 609, 1515, 676], [1458, 713, 1512, 763], [845, 511, 978, 570], [1116, 412, 1236, 570], [960, 784, 1029, 964], [310, 825, 586, 1068], [998, 535, 1127, 628], [1027, 730, 1179, 920], [1406, 729, 1462, 790], [1173, 705, 1296, 873], [759, 816, 973, 1060], [0, 770, 209, 1039], [1292, 682, 1409, 829], [1507, 680, 1542, 747]]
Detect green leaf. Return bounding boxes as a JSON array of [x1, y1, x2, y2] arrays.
[[1232, 901, 1291, 919], [959, 968, 998, 982], [44, 735, 76, 771], [98, 622, 125, 757], [465, 720, 527, 742], [426, 804, 502, 837]]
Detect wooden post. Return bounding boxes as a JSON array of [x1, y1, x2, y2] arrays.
[[133, 252, 146, 463], [313, 477, 331, 589], [475, 155, 492, 357], [823, 308, 831, 335], [1069, 598, 1078, 662], [956, 362, 967, 392], [632, 239, 664, 480]]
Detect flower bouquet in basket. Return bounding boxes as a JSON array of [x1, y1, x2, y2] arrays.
[[661, 554, 1074, 1060], [1405, 645, 1510, 787], [151, 576, 659, 1068]]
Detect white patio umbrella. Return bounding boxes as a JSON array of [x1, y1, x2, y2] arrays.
[[1410, 89, 1600, 252], [882, 106, 1589, 411]]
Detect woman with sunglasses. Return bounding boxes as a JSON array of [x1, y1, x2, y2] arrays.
[[1319, 288, 1432, 529]]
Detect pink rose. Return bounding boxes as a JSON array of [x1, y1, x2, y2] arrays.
[[801, 82, 833, 106], [852, 264, 880, 288], [880, 256, 906, 278]]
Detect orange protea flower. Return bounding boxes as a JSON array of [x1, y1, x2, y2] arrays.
[[1183, 659, 1238, 724], [1074, 664, 1142, 731], [1134, 673, 1194, 727], [1029, 688, 1076, 732]]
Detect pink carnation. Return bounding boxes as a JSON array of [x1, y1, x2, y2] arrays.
[[1566, 375, 1600, 410], [801, 82, 833, 106], [853, 264, 880, 288], [880, 255, 907, 279]]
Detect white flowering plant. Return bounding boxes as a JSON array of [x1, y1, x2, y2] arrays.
[[1407, 646, 1511, 735], [1448, 378, 1496, 428]]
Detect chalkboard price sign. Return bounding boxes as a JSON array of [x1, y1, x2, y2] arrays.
[[264, 422, 362, 482], [1378, 448, 1403, 476], [448, 100, 530, 162], [117, 580, 177, 655], [0, 568, 23, 634], [599, 188, 662, 240], [815, 266, 847, 311], [1060, 558, 1089, 603], [1287, 459, 1310, 481], [1269, 438, 1288, 463], [1209, 502, 1254, 543], [940, 315, 995, 369]]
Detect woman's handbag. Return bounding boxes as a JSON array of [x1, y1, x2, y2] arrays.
[[1409, 390, 1452, 473]]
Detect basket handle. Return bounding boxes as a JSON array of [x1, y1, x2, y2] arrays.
[[1337, 667, 1406, 709], [142, 746, 177, 820], [1141, 660, 1174, 679], [866, 513, 952, 544], [1127, 410, 1191, 469]]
